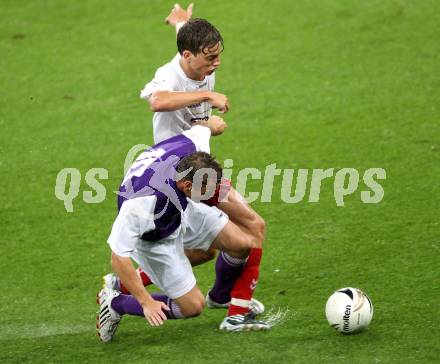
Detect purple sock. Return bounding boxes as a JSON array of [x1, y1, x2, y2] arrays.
[[209, 252, 246, 304], [111, 293, 184, 319], [151, 293, 185, 319]]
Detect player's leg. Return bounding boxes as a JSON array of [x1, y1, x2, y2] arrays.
[[211, 220, 262, 315], [210, 221, 269, 331], [181, 200, 255, 310], [204, 181, 266, 312], [97, 282, 205, 342], [183, 200, 269, 331], [217, 185, 266, 247], [105, 283, 204, 319], [185, 197, 266, 317], [205, 179, 266, 246]]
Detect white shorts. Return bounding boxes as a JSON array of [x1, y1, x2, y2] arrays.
[[131, 199, 228, 299]]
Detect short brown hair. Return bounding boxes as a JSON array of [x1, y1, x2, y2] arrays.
[[177, 18, 223, 55], [176, 152, 222, 185]]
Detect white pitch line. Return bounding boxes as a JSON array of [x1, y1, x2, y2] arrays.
[[0, 323, 91, 340]]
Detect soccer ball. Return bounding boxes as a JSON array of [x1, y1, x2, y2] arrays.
[[325, 287, 373, 334]]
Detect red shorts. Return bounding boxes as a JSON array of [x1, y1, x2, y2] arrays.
[[203, 178, 231, 207]]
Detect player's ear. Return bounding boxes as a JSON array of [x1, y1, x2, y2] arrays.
[[182, 50, 192, 60], [184, 180, 193, 195]]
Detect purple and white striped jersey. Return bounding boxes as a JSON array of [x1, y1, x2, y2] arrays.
[[108, 126, 211, 255]]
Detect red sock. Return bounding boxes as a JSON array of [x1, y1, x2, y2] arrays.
[[120, 268, 153, 294], [228, 248, 262, 316]]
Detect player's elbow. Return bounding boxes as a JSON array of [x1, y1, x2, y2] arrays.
[[149, 92, 168, 112], [149, 100, 162, 112]]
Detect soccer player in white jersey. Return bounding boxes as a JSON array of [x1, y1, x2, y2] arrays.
[[140, 17, 229, 144], [97, 121, 270, 342], [131, 4, 268, 317]]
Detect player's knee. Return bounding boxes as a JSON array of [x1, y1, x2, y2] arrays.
[[194, 248, 217, 264], [252, 215, 266, 248], [185, 248, 217, 267], [182, 303, 204, 318], [181, 293, 205, 317]]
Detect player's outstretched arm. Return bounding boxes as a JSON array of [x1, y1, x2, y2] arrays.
[[111, 252, 169, 326], [165, 3, 194, 35], [149, 90, 229, 113]]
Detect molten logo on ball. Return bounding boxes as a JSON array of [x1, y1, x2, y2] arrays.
[[342, 304, 351, 333]]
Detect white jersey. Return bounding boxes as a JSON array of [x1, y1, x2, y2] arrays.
[[140, 53, 215, 143]]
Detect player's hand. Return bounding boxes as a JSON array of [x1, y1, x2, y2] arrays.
[[142, 299, 170, 327], [208, 92, 230, 113], [165, 3, 194, 26], [207, 115, 228, 136]]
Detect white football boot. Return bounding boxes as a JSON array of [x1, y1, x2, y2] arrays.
[[205, 292, 265, 316], [219, 314, 271, 332], [96, 288, 121, 343]]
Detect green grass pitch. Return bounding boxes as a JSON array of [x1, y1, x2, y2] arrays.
[[1, 0, 439, 363]]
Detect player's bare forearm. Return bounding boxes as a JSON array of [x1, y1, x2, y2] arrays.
[[149, 90, 210, 112], [110, 252, 154, 306], [149, 90, 229, 113]]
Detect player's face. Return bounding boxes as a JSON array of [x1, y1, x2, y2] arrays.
[[189, 42, 222, 79]]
